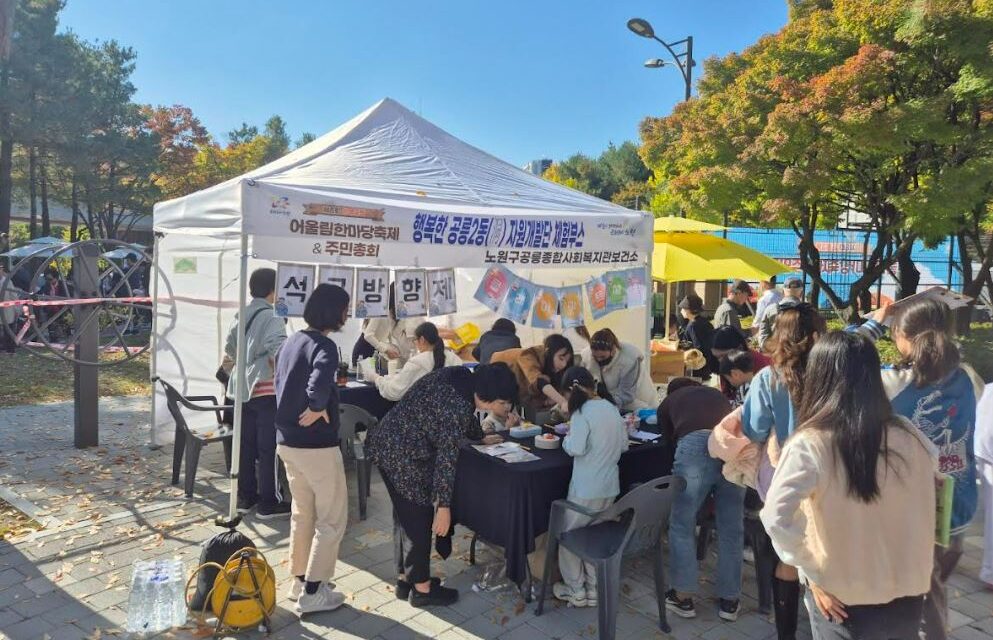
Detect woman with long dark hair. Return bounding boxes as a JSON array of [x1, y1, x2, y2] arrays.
[[858, 299, 985, 639], [742, 302, 826, 640], [491, 333, 575, 419], [369, 321, 462, 401], [761, 332, 936, 639]]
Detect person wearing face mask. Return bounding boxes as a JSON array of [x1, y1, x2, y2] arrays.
[[367, 321, 463, 401], [580, 328, 656, 412], [491, 334, 575, 421]]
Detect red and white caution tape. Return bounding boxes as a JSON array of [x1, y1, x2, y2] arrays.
[[0, 295, 152, 310]]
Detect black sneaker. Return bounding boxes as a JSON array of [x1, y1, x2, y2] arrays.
[[256, 502, 291, 520], [236, 496, 257, 514], [395, 577, 441, 601], [409, 582, 459, 608], [719, 598, 740, 621], [665, 589, 696, 618]]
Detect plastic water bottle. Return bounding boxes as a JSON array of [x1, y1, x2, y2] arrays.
[[127, 559, 186, 634]]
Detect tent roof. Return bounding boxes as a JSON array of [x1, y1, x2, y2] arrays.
[[154, 98, 640, 235]]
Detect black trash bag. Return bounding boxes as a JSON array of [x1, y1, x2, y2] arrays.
[[189, 529, 256, 614]]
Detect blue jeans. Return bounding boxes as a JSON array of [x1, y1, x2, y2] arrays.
[[668, 429, 745, 599]]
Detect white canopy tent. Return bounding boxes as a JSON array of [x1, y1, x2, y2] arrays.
[[151, 98, 653, 520]]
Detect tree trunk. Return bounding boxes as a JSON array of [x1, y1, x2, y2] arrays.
[[895, 246, 920, 300], [0, 62, 10, 238], [70, 177, 79, 242], [39, 157, 50, 237], [809, 281, 821, 309], [28, 146, 37, 238]]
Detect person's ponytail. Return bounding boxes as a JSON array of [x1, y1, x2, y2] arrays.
[[908, 329, 960, 387], [414, 322, 446, 371], [562, 366, 596, 415], [892, 298, 960, 388]]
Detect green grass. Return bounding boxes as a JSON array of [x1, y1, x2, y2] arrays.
[[0, 349, 151, 407]]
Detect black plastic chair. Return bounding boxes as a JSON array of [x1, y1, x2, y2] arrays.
[[156, 378, 233, 498], [338, 403, 375, 520], [535, 475, 686, 639]]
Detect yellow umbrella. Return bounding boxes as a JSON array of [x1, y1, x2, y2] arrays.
[[652, 231, 789, 283], [653, 216, 726, 233], [652, 232, 790, 328]]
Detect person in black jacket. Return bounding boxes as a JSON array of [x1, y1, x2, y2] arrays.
[[678, 295, 717, 377], [472, 318, 521, 364], [274, 283, 351, 616], [366, 363, 518, 608]]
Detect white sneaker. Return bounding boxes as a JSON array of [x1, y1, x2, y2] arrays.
[[287, 579, 304, 602], [552, 581, 588, 607], [295, 583, 346, 616]]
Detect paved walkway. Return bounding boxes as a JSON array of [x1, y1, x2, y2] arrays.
[[0, 396, 990, 640]]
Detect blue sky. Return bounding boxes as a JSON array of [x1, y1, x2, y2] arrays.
[[59, 1, 787, 167]]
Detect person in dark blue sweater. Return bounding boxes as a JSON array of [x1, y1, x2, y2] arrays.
[[274, 283, 351, 617]]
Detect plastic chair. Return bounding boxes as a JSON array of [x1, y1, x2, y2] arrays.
[[338, 404, 376, 520], [155, 378, 233, 498], [535, 475, 686, 639]]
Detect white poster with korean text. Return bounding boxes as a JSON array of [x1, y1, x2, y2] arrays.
[[318, 265, 355, 308], [274, 263, 315, 318], [355, 269, 390, 318], [395, 269, 427, 318], [428, 269, 458, 316]]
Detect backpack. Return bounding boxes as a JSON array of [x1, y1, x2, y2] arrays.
[[188, 528, 256, 613]]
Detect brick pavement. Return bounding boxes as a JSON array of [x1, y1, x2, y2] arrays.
[[0, 396, 990, 639]]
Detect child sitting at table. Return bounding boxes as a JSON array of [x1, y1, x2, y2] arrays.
[[553, 366, 629, 608], [480, 402, 522, 434]]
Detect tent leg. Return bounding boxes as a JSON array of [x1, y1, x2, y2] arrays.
[[666, 282, 672, 338], [226, 233, 250, 525], [148, 234, 161, 450]]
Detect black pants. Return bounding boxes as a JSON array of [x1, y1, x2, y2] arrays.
[[0, 322, 15, 353], [382, 472, 433, 585], [806, 592, 924, 640], [239, 395, 280, 507]]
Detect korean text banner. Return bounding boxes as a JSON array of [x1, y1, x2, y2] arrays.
[[428, 269, 457, 316], [394, 269, 427, 318], [275, 263, 315, 318], [355, 269, 390, 318], [318, 265, 355, 300], [243, 185, 648, 268]]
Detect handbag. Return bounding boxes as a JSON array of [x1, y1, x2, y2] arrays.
[[215, 307, 269, 386]]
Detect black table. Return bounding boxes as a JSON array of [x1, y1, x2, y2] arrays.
[[338, 380, 394, 419], [452, 432, 673, 587]]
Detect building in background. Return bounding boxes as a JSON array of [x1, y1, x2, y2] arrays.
[[523, 159, 552, 176]]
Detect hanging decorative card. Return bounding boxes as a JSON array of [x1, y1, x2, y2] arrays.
[[274, 263, 315, 318], [625, 266, 649, 309], [559, 285, 585, 329], [586, 275, 609, 320], [394, 269, 427, 318], [531, 287, 559, 329], [499, 276, 537, 325], [318, 265, 355, 301], [428, 269, 458, 316], [354, 268, 390, 318], [474, 265, 513, 312], [605, 270, 628, 314]]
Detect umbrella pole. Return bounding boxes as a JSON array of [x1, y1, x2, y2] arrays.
[[666, 281, 672, 338]]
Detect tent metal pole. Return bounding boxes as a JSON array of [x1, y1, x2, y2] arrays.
[[148, 233, 161, 449], [645, 237, 654, 355], [666, 281, 672, 337], [227, 231, 250, 524]]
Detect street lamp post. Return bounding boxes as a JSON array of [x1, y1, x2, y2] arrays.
[[627, 17, 694, 101]]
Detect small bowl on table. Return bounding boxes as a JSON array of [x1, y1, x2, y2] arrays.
[[535, 433, 561, 450], [552, 422, 571, 436]]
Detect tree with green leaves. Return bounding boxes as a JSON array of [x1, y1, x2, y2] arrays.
[[640, 0, 993, 321], [543, 141, 653, 207]]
